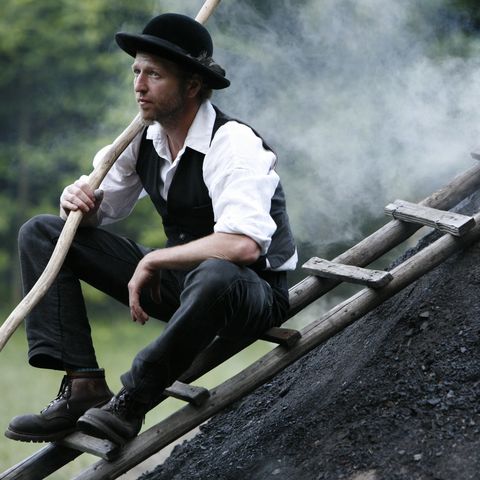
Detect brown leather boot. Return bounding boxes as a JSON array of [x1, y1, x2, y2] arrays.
[[5, 369, 113, 442]]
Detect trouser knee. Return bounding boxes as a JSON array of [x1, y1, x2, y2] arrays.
[[18, 214, 64, 252], [184, 258, 245, 297]]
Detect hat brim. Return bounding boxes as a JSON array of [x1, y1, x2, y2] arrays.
[[116, 32, 230, 89]]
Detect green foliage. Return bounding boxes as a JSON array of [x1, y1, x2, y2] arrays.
[[0, 0, 150, 141], [1, 0, 479, 309], [0, 0, 157, 307], [446, 0, 480, 33], [408, 0, 480, 57]]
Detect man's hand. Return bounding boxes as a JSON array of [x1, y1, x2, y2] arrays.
[[60, 175, 103, 224], [127, 233, 260, 325], [128, 254, 157, 325]]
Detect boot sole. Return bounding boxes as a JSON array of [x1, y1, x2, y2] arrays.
[[4, 426, 75, 443], [4, 397, 113, 444], [76, 413, 128, 446]]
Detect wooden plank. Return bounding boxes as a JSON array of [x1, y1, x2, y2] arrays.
[[260, 327, 301, 347], [302, 257, 393, 288], [72, 210, 480, 480], [385, 199, 475, 236], [57, 431, 119, 460], [164, 381, 210, 407]]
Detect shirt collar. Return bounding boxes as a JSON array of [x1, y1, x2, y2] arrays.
[[145, 100, 216, 161]]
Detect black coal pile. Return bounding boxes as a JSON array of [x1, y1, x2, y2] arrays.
[[140, 193, 480, 480]]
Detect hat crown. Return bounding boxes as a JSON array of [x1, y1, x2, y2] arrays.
[[143, 13, 213, 58], [115, 13, 229, 89]]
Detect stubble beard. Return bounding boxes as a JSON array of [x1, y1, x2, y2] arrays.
[[141, 87, 188, 128]]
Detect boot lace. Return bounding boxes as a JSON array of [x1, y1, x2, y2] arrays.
[[106, 388, 130, 417], [106, 388, 145, 424], [41, 375, 72, 413]]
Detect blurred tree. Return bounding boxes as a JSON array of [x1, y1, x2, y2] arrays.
[[411, 0, 480, 57], [445, 0, 480, 33], [1, 0, 479, 311], [0, 0, 159, 308]]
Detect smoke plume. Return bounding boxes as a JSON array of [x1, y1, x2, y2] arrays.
[[157, 0, 480, 253]]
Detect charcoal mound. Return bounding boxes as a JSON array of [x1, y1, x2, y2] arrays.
[[140, 194, 480, 480]]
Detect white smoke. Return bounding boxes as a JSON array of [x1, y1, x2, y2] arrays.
[[157, 0, 480, 249]]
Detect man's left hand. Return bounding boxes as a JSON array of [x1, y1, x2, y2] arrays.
[[128, 255, 156, 325]]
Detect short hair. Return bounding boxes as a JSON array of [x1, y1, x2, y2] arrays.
[[175, 67, 213, 102]]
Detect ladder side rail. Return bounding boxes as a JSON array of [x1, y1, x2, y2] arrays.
[[0, 444, 81, 480], [73, 208, 480, 480]]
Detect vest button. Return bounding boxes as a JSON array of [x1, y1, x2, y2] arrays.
[[179, 233, 186, 241]]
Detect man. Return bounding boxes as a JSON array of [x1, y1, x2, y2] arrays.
[[6, 13, 296, 445]]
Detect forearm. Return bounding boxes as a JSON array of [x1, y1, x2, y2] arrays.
[[128, 232, 260, 324], [143, 232, 261, 271]]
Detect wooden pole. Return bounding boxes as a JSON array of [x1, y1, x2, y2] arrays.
[[0, 444, 81, 480], [0, 0, 224, 353], [0, 115, 145, 352], [72, 207, 480, 480], [195, 0, 222, 23]]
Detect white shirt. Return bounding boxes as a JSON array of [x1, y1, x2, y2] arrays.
[[93, 100, 297, 270]]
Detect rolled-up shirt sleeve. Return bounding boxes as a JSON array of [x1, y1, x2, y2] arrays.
[[92, 129, 145, 225], [204, 121, 279, 255]]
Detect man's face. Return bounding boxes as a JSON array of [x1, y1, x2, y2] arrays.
[[132, 52, 188, 125]]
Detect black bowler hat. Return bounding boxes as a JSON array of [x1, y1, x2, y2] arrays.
[[115, 13, 230, 89]]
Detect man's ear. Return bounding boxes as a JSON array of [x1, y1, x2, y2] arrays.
[[187, 74, 203, 98]]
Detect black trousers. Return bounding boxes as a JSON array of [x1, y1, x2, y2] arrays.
[[19, 214, 289, 404]]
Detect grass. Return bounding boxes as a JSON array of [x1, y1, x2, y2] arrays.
[[0, 311, 273, 479]]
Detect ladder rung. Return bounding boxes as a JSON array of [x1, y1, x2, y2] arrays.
[[57, 431, 119, 460], [164, 381, 210, 407], [385, 199, 475, 236], [260, 327, 301, 347], [302, 257, 393, 288]]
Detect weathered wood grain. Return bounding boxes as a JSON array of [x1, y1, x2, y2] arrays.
[[0, 444, 81, 480], [58, 432, 119, 461], [303, 257, 393, 288], [164, 381, 210, 407], [385, 199, 475, 236], [260, 327, 301, 347]]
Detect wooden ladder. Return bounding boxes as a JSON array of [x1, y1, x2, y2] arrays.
[[302, 198, 475, 289], [2, 161, 480, 479]]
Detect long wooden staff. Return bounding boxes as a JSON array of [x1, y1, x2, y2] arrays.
[[0, 0, 222, 352]]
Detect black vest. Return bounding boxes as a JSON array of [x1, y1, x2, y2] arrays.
[[136, 107, 296, 271]]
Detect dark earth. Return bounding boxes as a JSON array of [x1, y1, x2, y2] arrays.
[[140, 193, 480, 480]]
